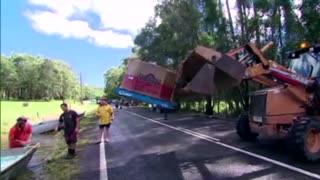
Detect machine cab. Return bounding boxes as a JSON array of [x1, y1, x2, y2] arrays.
[[288, 42, 320, 79]]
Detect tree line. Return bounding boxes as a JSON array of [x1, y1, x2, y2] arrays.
[[104, 0, 320, 117], [1, 54, 103, 101]]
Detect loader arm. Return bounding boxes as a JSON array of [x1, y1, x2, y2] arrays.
[[175, 41, 314, 104], [225, 42, 279, 87], [175, 41, 280, 93]]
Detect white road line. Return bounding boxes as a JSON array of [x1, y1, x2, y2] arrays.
[[176, 127, 220, 141], [126, 111, 219, 142], [100, 141, 108, 180], [125, 110, 320, 180]]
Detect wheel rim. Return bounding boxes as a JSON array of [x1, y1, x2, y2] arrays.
[[307, 128, 320, 153]]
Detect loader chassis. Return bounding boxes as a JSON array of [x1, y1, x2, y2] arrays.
[[176, 42, 320, 161], [239, 44, 320, 161], [249, 86, 306, 137]]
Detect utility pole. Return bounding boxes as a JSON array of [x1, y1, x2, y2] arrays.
[[80, 73, 83, 105], [62, 73, 66, 103]]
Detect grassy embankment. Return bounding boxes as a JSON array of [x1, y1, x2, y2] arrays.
[[2, 100, 98, 179], [40, 111, 98, 180], [1, 100, 95, 148]]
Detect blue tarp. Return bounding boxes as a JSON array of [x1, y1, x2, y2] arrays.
[[115, 88, 177, 109]]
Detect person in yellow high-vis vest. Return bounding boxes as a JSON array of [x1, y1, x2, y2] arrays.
[[96, 99, 114, 143]]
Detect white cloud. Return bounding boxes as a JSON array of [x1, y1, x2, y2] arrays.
[[24, 0, 158, 48]]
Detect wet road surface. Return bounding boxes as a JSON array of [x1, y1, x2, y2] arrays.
[[79, 107, 320, 180]]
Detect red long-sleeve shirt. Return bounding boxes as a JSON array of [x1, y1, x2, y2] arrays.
[[9, 123, 32, 148]]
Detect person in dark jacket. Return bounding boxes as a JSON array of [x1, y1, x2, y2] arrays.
[[55, 103, 80, 159]]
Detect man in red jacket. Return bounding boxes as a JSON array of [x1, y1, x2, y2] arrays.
[[9, 117, 33, 148]]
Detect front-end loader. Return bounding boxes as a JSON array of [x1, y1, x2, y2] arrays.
[[176, 41, 320, 161]]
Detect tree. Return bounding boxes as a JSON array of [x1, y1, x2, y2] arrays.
[[0, 55, 18, 99], [134, 0, 201, 68], [0, 53, 94, 101], [84, 86, 104, 100], [107, 0, 320, 117], [300, 0, 320, 43], [104, 66, 125, 100]]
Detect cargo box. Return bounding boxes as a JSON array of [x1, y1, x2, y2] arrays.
[[120, 59, 177, 101]]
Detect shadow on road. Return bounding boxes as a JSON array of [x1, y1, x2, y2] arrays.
[[106, 143, 283, 180]]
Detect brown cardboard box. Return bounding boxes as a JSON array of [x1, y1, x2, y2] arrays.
[[120, 59, 177, 101]]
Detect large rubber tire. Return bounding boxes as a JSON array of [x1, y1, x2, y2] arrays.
[[236, 112, 259, 141], [288, 117, 320, 162]]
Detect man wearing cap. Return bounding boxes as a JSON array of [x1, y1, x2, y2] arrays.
[[8, 117, 33, 148]]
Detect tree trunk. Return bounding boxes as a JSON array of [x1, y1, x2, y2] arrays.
[[237, 1, 245, 44], [253, 2, 260, 44], [271, 6, 278, 40], [278, 8, 283, 48], [226, 0, 236, 46], [218, 0, 229, 50], [227, 100, 234, 114], [5, 90, 9, 100], [205, 95, 213, 115], [176, 99, 181, 110], [242, 2, 249, 42], [186, 101, 191, 111]]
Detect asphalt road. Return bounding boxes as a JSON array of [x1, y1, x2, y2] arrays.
[[78, 107, 320, 180]]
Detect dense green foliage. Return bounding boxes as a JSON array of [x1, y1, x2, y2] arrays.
[[105, 0, 320, 116], [103, 65, 125, 100], [0, 54, 103, 100]]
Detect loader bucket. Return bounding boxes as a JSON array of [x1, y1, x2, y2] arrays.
[[176, 46, 246, 95]]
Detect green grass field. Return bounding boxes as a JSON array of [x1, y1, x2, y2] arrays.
[[1, 100, 97, 149]]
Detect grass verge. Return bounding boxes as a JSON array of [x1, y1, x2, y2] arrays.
[[41, 110, 97, 180], [1, 100, 96, 148]]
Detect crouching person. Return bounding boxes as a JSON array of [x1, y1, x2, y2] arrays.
[[56, 103, 80, 159], [9, 117, 33, 148]]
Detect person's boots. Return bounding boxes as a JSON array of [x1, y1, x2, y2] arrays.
[[65, 149, 71, 159], [71, 149, 76, 157], [65, 149, 74, 159]]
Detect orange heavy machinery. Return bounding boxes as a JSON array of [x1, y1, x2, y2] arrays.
[[175, 41, 320, 161]]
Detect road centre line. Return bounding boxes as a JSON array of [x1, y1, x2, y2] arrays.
[[125, 110, 320, 180], [100, 141, 108, 180]]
